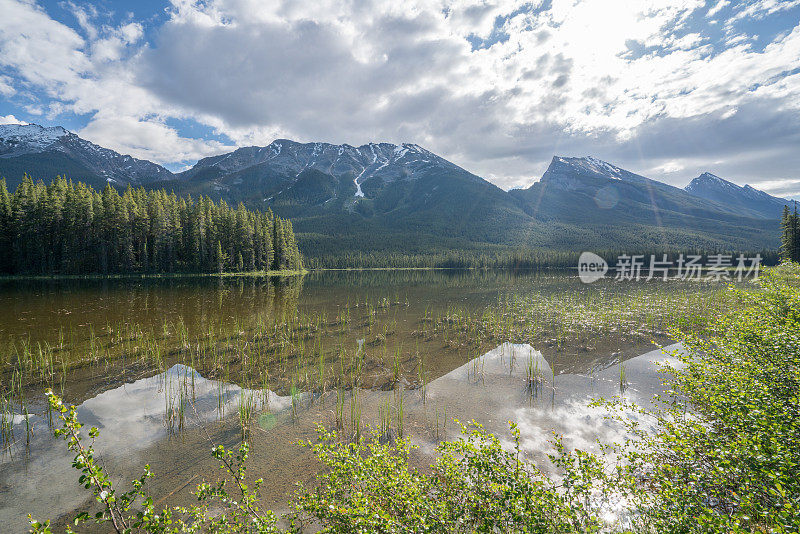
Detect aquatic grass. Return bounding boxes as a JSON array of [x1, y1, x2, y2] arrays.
[[290, 383, 300, 422], [432, 404, 447, 442], [394, 388, 405, 439], [349, 388, 361, 442], [238, 390, 257, 440], [432, 279, 736, 351], [335, 387, 345, 431], [1, 393, 14, 452], [417, 351, 427, 404], [525, 353, 544, 398], [392, 342, 402, 384], [378, 397, 391, 441]]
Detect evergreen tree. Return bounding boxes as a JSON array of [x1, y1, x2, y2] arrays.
[[780, 202, 800, 263], [0, 178, 303, 275], [0, 179, 12, 273]]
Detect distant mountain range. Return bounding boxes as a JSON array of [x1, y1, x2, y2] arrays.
[[0, 123, 792, 257]]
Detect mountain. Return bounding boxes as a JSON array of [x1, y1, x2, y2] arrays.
[[0, 123, 173, 190], [0, 124, 785, 260], [150, 139, 530, 255], [532, 155, 652, 189], [684, 172, 788, 219], [511, 155, 751, 220], [170, 139, 486, 205], [508, 155, 779, 251]]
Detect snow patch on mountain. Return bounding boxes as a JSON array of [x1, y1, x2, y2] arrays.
[[583, 156, 623, 180], [0, 123, 69, 152], [182, 139, 459, 199], [686, 172, 741, 193]]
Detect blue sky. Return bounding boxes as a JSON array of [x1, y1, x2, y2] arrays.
[[1, 0, 799, 197]]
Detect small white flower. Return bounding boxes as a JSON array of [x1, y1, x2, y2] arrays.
[[99, 491, 109, 500]]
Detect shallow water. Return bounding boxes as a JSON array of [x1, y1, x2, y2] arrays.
[[0, 270, 704, 530]]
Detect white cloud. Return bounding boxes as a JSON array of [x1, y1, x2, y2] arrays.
[[706, 0, 729, 17], [652, 160, 686, 174], [0, 0, 798, 192], [0, 114, 28, 125], [0, 0, 229, 163], [751, 178, 800, 199], [79, 115, 234, 164], [0, 75, 14, 96], [730, 0, 800, 22]]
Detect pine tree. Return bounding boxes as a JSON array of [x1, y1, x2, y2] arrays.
[[780, 202, 800, 263], [0, 179, 12, 273], [216, 241, 225, 274], [0, 178, 302, 275], [781, 205, 792, 262], [793, 202, 800, 263]]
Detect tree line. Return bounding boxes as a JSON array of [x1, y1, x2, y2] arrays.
[[0, 176, 303, 275], [781, 202, 800, 262], [303, 248, 781, 270]]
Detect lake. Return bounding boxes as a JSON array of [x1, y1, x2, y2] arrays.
[[0, 270, 722, 531]]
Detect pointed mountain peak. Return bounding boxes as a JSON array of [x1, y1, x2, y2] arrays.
[[537, 154, 651, 189], [0, 122, 172, 189], [0, 122, 71, 148], [684, 171, 787, 218], [685, 172, 740, 193]]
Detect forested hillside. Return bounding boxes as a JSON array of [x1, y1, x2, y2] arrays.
[[0, 176, 303, 275]]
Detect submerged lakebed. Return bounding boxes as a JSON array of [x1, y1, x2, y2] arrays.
[[0, 270, 728, 530]]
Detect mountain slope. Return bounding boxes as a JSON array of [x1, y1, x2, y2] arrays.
[[0, 124, 173, 190], [684, 172, 788, 219]]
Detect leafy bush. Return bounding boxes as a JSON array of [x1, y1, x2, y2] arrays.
[[616, 264, 800, 533], [30, 392, 282, 533], [293, 422, 627, 533]]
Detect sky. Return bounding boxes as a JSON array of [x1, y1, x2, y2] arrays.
[[1, 0, 799, 198]]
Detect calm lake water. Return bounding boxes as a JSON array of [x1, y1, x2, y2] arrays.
[[0, 270, 693, 531]]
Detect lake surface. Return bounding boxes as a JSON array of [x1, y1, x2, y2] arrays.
[[0, 270, 705, 530]]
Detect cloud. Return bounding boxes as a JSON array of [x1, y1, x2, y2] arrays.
[[0, 114, 28, 125], [79, 115, 234, 164], [0, 0, 798, 196], [706, 0, 729, 17], [0, 0, 228, 162], [753, 178, 800, 199], [0, 75, 15, 96], [730, 0, 800, 22]]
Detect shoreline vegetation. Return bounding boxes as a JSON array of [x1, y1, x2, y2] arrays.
[[0, 255, 783, 280], [21, 263, 800, 533], [0, 262, 779, 279], [0, 269, 306, 280], [302, 249, 781, 270]]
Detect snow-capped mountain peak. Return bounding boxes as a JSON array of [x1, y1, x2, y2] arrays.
[[182, 139, 459, 199], [541, 155, 650, 190], [0, 123, 70, 153], [583, 156, 623, 179], [0, 122, 173, 188], [684, 171, 788, 219], [685, 172, 740, 193]]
